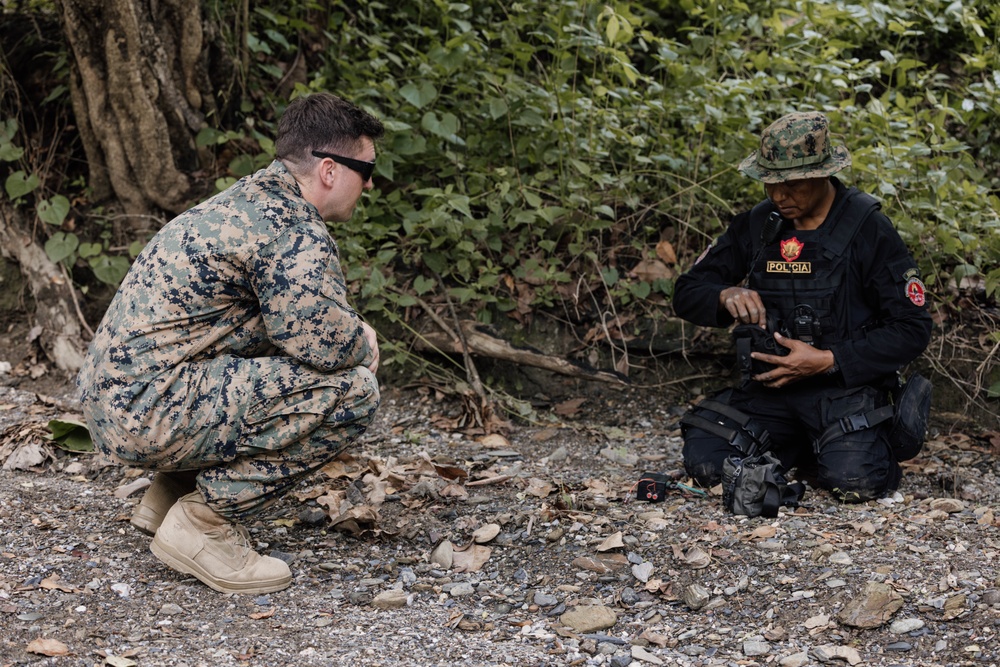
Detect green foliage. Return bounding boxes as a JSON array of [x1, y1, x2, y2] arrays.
[[283, 0, 998, 329], [4, 0, 998, 344]]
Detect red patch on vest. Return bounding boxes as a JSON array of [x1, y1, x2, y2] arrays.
[[780, 237, 804, 262], [906, 277, 926, 306]]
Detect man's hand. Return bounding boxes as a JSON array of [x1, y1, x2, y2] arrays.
[[751, 332, 836, 388], [720, 286, 767, 327], [361, 321, 380, 374]]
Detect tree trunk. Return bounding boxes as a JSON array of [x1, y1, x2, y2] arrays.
[[0, 205, 87, 374], [56, 0, 217, 223]]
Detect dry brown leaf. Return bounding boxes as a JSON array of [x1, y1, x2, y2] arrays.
[[583, 479, 610, 495], [525, 477, 555, 498], [249, 608, 275, 620], [655, 240, 677, 265], [439, 483, 469, 499], [319, 454, 364, 480], [682, 546, 712, 569], [629, 258, 674, 282], [40, 575, 78, 593], [452, 544, 491, 573], [553, 397, 586, 417], [472, 523, 501, 544], [749, 525, 777, 540], [639, 628, 671, 648], [597, 531, 624, 552], [26, 637, 70, 657]]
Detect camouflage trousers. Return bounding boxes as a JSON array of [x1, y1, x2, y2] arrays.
[[83, 356, 379, 519]]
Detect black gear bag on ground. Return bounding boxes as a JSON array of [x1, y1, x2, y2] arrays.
[[722, 452, 806, 518]]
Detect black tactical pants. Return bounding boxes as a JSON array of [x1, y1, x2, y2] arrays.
[[681, 380, 901, 502]]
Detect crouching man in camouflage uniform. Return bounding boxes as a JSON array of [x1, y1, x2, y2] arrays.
[[77, 93, 384, 594]]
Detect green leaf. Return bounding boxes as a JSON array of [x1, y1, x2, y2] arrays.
[[37, 195, 70, 226], [196, 127, 226, 147], [413, 275, 436, 295], [46, 418, 93, 453], [399, 81, 438, 109], [89, 255, 131, 285], [0, 141, 23, 162], [629, 281, 651, 299], [229, 154, 255, 177], [44, 232, 79, 263], [77, 242, 102, 259], [5, 170, 39, 200], [988, 381, 1000, 399]]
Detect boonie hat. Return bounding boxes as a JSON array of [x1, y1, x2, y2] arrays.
[[738, 111, 851, 183]]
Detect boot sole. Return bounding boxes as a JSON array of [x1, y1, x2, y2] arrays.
[[150, 537, 292, 595]]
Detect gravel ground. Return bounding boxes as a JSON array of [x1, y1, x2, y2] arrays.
[[2, 376, 1000, 667]]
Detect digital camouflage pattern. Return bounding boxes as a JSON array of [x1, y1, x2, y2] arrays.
[[78, 160, 380, 519], [739, 111, 852, 183]]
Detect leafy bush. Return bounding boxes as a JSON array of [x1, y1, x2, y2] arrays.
[[3, 0, 998, 347], [286, 0, 998, 335]]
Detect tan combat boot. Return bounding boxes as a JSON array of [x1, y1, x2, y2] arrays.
[[150, 492, 292, 594], [131, 471, 197, 536]]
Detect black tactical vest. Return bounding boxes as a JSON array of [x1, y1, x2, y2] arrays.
[[747, 188, 881, 349]]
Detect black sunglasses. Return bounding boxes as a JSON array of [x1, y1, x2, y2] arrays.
[[311, 149, 376, 182]]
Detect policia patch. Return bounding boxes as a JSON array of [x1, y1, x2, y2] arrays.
[[767, 237, 811, 274]]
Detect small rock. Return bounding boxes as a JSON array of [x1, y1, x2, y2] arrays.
[[889, 618, 925, 634], [630, 645, 664, 665], [546, 446, 568, 462], [560, 605, 617, 633], [110, 583, 131, 598], [449, 582, 475, 597], [982, 590, 1000, 606], [298, 507, 327, 525], [836, 582, 903, 628], [600, 447, 638, 467], [779, 651, 810, 667], [828, 551, 853, 565], [430, 540, 454, 569], [159, 604, 184, 616], [372, 590, 408, 609], [928, 498, 965, 513], [743, 640, 770, 657], [885, 642, 912, 651], [632, 562, 654, 583], [684, 584, 711, 611], [534, 592, 558, 607], [812, 644, 862, 665]]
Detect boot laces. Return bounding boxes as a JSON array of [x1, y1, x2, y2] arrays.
[[205, 523, 254, 561]]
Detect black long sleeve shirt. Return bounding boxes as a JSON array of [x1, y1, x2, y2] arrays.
[[673, 181, 932, 388]]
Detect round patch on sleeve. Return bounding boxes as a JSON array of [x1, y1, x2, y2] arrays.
[[905, 277, 926, 306]]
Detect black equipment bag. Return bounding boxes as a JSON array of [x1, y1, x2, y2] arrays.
[[722, 452, 805, 518]]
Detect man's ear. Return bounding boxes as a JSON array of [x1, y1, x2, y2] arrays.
[[315, 159, 338, 188]]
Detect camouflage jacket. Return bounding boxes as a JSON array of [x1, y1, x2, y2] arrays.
[[78, 160, 372, 440]]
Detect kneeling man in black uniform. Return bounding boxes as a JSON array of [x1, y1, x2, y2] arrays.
[[673, 111, 932, 502]]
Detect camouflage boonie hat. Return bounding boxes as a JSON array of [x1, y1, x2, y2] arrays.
[[738, 111, 851, 183]]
